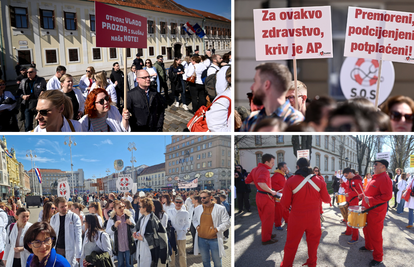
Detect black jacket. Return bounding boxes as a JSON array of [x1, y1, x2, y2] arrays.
[[127, 86, 166, 132], [17, 76, 47, 109], [110, 69, 124, 92], [110, 213, 136, 255], [332, 176, 340, 192], [133, 58, 144, 70]]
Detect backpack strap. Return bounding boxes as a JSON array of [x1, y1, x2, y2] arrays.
[[212, 95, 232, 119], [67, 119, 75, 132]]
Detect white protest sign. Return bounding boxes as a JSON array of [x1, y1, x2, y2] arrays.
[[340, 57, 395, 105], [297, 149, 310, 160], [376, 152, 391, 163], [345, 7, 414, 63], [253, 6, 333, 60], [178, 178, 198, 189], [116, 174, 133, 192], [132, 183, 137, 195], [57, 179, 70, 201]]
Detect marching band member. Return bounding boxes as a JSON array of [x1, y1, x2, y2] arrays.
[[271, 162, 289, 230]]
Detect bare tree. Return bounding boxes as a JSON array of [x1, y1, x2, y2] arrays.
[[235, 135, 275, 165], [291, 135, 313, 161], [386, 135, 414, 172]]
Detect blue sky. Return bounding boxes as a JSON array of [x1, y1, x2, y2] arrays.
[[174, 0, 231, 20], [4, 135, 172, 180]]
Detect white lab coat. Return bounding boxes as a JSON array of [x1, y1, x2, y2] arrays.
[[37, 209, 43, 222], [166, 209, 190, 240], [78, 106, 130, 132], [135, 214, 152, 267], [33, 116, 83, 132], [79, 74, 94, 94], [47, 75, 61, 90], [50, 211, 82, 267], [397, 180, 407, 204], [81, 230, 112, 263], [405, 177, 414, 209], [206, 88, 231, 132], [0, 209, 6, 253], [90, 83, 117, 104], [4, 222, 33, 267], [192, 204, 230, 258], [60, 88, 85, 115]]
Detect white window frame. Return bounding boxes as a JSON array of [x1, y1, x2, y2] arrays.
[[16, 49, 33, 66], [43, 48, 59, 65], [108, 48, 118, 60], [67, 47, 80, 63], [91, 47, 102, 61]]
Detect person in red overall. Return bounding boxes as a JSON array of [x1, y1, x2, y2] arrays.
[[245, 153, 278, 245], [312, 167, 325, 227], [359, 159, 392, 267], [341, 168, 363, 244], [280, 158, 331, 267], [271, 162, 289, 230]]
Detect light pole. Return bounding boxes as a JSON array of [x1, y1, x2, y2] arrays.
[[64, 136, 76, 195], [26, 150, 37, 195], [128, 142, 137, 185], [106, 168, 111, 194]]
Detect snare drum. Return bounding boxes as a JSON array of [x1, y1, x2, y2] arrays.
[[347, 206, 367, 229], [336, 194, 346, 204]]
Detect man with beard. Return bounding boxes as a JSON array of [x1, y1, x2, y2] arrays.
[[240, 63, 304, 132]]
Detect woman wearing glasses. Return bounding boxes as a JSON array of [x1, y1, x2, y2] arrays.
[[380, 95, 414, 132], [79, 66, 95, 96], [88, 202, 104, 227], [24, 222, 70, 267], [0, 79, 19, 131], [33, 90, 82, 132], [3, 208, 32, 267], [79, 88, 130, 132], [60, 74, 85, 120], [143, 59, 160, 92]]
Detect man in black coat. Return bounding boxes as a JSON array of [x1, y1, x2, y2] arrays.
[[133, 53, 144, 70], [127, 69, 166, 132], [16, 67, 46, 131], [331, 173, 340, 206], [110, 62, 125, 110]]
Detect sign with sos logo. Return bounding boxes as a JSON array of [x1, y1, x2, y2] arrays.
[[340, 57, 394, 105]]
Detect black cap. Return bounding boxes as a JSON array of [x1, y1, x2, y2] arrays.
[[297, 158, 310, 168], [195, 49, 199, 52], [136, 53, 140, 57], [20, 66, 27, 71], [374, 159, 389, 169]]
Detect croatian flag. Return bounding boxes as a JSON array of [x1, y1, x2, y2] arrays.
[[5, 149, 12, 158], [183, 22, 195, 35], [35, 168, 42, 184], [193, 23, 205, 38]]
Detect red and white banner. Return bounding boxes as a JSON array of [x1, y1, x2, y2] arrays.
[[35, 168, 42, 184], [253, 6, 333, 60], [117, 174, 133, 192], [95, 2, 147, 48], [345, 7, 414, 63]]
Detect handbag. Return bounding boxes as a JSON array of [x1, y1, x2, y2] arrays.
[[186, 74, 195, 83], [402, 181, 413, 202], [187, 95, 231, 132]]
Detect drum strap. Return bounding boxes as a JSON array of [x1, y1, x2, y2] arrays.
[[361, 202, 386, 213], [293, 174, 320, 194]]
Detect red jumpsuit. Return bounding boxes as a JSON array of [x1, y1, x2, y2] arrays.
[[271, 170, 289, 227], [314, 175, 325, 215], [343, 175, 363, 240], [246, 163, 275, 242], [280, 173, 331, 267], [362, 171, 392, 262]]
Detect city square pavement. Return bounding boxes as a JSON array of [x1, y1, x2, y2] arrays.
[[235, 197, 414, 267], [28, 206, 231, 267]]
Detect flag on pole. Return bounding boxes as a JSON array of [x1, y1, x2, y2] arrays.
[[193, 23, 205, 38], [183, 22, 195, 35], [35, 168, 42, 183], [5, 149, 12, 158]]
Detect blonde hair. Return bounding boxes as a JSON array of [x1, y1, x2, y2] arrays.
[[38, 90, 73, 120], [60, 74, 73, 83], [288, 80, 307, 94], [87, 66, 96, 76], [95, 72, 108, 89]]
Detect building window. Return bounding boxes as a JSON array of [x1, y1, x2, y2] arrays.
[[202, 153, 206, 159], [137, 48, 143, 56], [277, 136, 284, 143], [161, 47, 166, 55], [10, 7, 28, 28], [92, 48, 101, 60], [126, 48, 131, 58], [171, 23, 177, 34], [331, 157, 335, 171], [256, 153, 262, 166], [68, 48, 79, 62], [148, 20, 155, 34], [316, 136, 320, 146], [316, 154, 321, 169], [255, 136, 262, 145], [197, 146, 200, 151], [64, 12, 77, 30], [205, 26, 210, 35], [45, 49, 58, 64], [208, 152, 212, 158], [149, 47, 154, 56], [196, 45, 199, 51], [17, 50, 31, 65], [180, 23, 185, 35], [109, 48, 117, 59], [197, 163, 200, 169], [324, 156, 328, 171], [332, 138, 336, 152], [222, 160, 225, 166], [208, 142, 212, 148], [324, 136, 329, 149], [197, 155, 200, 160], [277, 152, 284, 163], [160, 22, 166, 34], [208, 161, 212, 167], [90, 15, 95, 31], [40, 10, 54, 29], [202, 162, 206, 168]]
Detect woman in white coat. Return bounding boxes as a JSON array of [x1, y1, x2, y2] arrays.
[[3, 207, 32, 267], [91, 72, 117, 104], [396, 173, 408, 214], [60, 74, 85, 120], [79, 66, 95, 96], [81, 215, 112, 266], [404, 175, 414, 228]]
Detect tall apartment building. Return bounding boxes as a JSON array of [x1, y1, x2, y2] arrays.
[[165, 135, 231, 190], [137, 163, 165, 190]]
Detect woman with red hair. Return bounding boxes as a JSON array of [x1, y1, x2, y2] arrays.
[[79, 88, 130, 132]]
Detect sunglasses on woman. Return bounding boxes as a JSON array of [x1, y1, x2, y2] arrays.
[[36, 109, 51, 116], [390, 111, 413, 122], [96, 96, 110, 105]]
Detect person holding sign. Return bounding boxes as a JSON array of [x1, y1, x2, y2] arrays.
[[358, 159, 392, 267], [240, 63, 304, 132]]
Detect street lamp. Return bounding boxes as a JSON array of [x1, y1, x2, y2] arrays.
[[26, 150, 37, 195], [64, 136, 76, 195], [128, 142, 137, 185], [106, 168, 111, 194]]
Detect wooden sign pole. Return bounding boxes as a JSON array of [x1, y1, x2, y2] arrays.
[[293, 58, 298, 110], [123, 48, 128, 111], [374, 59, 383, 108]]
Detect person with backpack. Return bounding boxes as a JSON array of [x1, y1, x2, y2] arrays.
[[170, 58, 188, 111], [3, 208, 32, 267], [188, 56, 207, 114]]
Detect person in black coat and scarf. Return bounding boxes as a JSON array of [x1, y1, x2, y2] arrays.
[[110, 62, 125, 111], [331, 174, 340, 206], [235, 165, 251, 214]]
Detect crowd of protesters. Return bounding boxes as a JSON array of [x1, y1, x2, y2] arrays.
[[0, 189, 231, 267], [1, 49, 231, 132], [235, 62, 414, 132]]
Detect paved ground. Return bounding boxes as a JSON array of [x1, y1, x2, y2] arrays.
[[235, 195, 414, 267], [27, 206, 231, 267]]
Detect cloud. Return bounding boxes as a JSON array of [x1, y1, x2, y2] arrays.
[[81, 158, 99, 163], [19, 156, 57, 164], [35, 139, 65, 156], [94, 139, 113, 146]]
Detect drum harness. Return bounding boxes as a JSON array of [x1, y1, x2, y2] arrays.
[[293, 174, 320, 194]]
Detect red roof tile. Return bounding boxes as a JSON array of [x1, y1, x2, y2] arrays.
[[189, 8, 231, 23]]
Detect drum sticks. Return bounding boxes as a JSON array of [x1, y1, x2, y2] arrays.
[[359, 184, 371, 207]]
